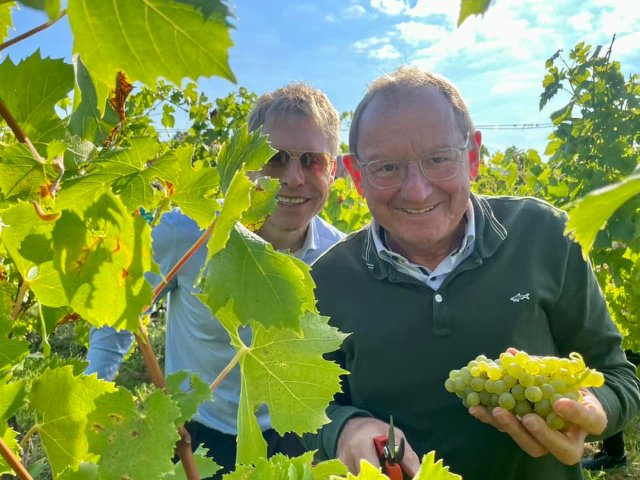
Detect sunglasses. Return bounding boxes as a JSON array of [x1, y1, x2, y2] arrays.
[[264, 149, 334, 175]]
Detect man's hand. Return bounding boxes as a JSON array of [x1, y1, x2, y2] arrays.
[[336, 417, 421, 476], [469, 388, 607, 465]]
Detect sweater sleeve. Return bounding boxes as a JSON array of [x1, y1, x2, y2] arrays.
[[547, 238, 640, 439]]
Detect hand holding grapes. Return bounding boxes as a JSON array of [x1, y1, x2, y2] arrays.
[[335, 417, 421, 475], [470, 388, 607, 465]]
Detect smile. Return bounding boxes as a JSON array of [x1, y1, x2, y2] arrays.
[[401, 205, 436, 214], [277, 196, 308, 205]]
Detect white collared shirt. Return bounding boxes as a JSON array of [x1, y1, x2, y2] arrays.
[[372, 200, 476, 290]]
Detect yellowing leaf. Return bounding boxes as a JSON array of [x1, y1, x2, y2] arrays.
[[28, 366, 117, 477], [457, 0, 493, 27], [330, 460, 387, 479], [0, 2, 13, 44], [414, 451, 462, 480], [217, 305, 348, 464], [68, 0, 236, 115], [565, 174, 640, 257]]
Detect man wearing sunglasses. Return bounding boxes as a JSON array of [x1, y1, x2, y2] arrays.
[[86, 83, 344, 477], [307, 66, 639, 480]]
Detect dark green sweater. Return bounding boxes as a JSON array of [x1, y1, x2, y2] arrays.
[[310, 195, 640, 480]]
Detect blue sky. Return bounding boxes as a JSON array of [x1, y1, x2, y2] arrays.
[[5, 0, 640, 155]]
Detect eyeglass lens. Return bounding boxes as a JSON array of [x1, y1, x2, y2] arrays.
[[265, 150, 332, 174]]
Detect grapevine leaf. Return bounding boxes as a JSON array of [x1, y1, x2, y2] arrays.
[[331, 460, 388, 479], [216, 304, 348, 464], [165, 370, 212, 424], [0, 2, 13, 44], [226, 452, 347, 480], [0, 143, 56, 200], [0, 51, 72, 143], [0, 336, 28, 374], [68, 0, 236, 116], [164, 447, 220, 480], [167, 146, 221, 228], [216, 125, 275, 194], [206, 170, 252, 258], [16, 0, 60, 20], [241, 176, 279, 232], [203, 225, 317, 331], [0, 426, 20, 476], [28, 366, 117, 477], [565, 174, 640, 257], [413, 451, 463, 480], [0, 378, 26, 422], [457, 0, 493, 27], [57, 138, 163, 213], [1, 193, 153, 330], [57, 462, 99, 480], [69, 55, 118, 144], [88, 389, 181, 480]]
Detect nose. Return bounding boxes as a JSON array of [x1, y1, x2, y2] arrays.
[[399, 161, 433, 200], [280, 157, 305, 188]]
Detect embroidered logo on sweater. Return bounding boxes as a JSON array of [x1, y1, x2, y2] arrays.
[[510, 292, 530, 303]]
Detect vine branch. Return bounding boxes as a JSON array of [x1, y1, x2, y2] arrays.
[[0, 99, 45, 164], [11, 280, 30, 320], [134, 319, 200, 480], [0, 435, 33, 480], [0, 10, 67, 52], [210, 347, 245, 392]]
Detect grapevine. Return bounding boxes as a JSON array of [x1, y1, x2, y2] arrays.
[[445, 350, 604, 430]]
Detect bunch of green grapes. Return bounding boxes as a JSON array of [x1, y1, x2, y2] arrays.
[[444, 350, 604, 430]]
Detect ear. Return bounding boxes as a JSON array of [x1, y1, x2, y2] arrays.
[[468, 130, 482, 180], [343, 154, 364, 196]]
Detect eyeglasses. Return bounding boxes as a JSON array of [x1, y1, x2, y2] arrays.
[[358, 135, 470, 189], [263, 149, 334, 176]]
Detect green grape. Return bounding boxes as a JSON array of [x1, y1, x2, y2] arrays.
[[541, 384, 556, 399], [487, 364, 502, 381], [534, 399, 552, 417], [514, 401, 533, 416], [466, 392, 481, 407], [525, 386, 543, 403], [471, 377, 485, 392], [506, 363, 523, 378], [484, 379, 496, 393], [444, 378, 456, 393], [511, 384, 526, 402], [503, 375, 517, 390], [498, 392, 516, 410], [550, 378, 567, 393], [479, 391, 492, 406], [493, 380, 507, 394], [546, 412, 566, 430], [519, 372, 535, 387]]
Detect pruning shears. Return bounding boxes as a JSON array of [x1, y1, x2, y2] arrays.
[[373, 416, 406, 480]]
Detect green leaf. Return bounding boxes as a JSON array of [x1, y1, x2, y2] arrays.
[[216, 125, 275, 194], [0, 377, 26, 422], [413, 451, 462, 480], [0, 426, 20, 476], [69, 55, 118, 144], [17, 0, 60, 20], [164, 446, 220, 480], [241, 175, 279, 232], [0, 2, 13, 44], [457, 0, 493, 27], [0, 336, 28, 374], [165, 370, 212, 425], [167, 146, 221, 229], [565, 174, 640, 257], [28, 366, 117, 477], [0, 143, 56, 200], [68, 0, 236, 115], [0, 51, 73, 143], [216, 305, 348, 464], [331, 460, 387, 479], [203, 225, 317, 331], [87, 389, 181, 480], [224, 451, 344, 480]]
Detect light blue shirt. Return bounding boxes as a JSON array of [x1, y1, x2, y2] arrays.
[[86, 210, 344, 434], [371, 200, 476, 290]]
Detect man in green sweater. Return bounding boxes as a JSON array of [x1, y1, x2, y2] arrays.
[[309, 66, 640, 480]]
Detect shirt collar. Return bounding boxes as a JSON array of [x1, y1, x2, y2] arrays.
[[291, 217, 318, 260]]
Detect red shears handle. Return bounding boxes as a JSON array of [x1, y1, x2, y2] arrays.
[[373, 434, 403, 480]]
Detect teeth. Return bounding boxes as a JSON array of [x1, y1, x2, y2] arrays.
[[403, 205, 436, 214], [277, 196, 307, 205]]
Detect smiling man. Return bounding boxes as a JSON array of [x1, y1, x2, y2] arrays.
[[86, 83, 344, 478], [308, 66, 640, 480]]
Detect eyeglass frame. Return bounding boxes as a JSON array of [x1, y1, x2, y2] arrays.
[[263, 148, 336, 176], [355, 133, 471, 189]]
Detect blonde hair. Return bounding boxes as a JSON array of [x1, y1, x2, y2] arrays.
[[248, 83, 340, 156], [349, 66, 474, 158]]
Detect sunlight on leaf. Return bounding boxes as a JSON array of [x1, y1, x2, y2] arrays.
[[457, 0, 493, 27]]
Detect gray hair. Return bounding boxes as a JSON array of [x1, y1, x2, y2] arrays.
[[349, 66, 474, 158], [248, 82, 340, 156]]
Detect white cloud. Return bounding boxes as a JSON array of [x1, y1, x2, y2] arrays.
[[406, 0, 458, 21], [353, 36, 391, 50], [370, 0, 406, 16], [346, 5, 367, 17], [566, 12, 594, 32], [396, 21, 448, 45], [369, 44, 402, 60]]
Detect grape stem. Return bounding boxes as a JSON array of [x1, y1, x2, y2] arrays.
[[210, 347, 246, 393], [0, 100, 45, 165], [0, 434, 33, 480]]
